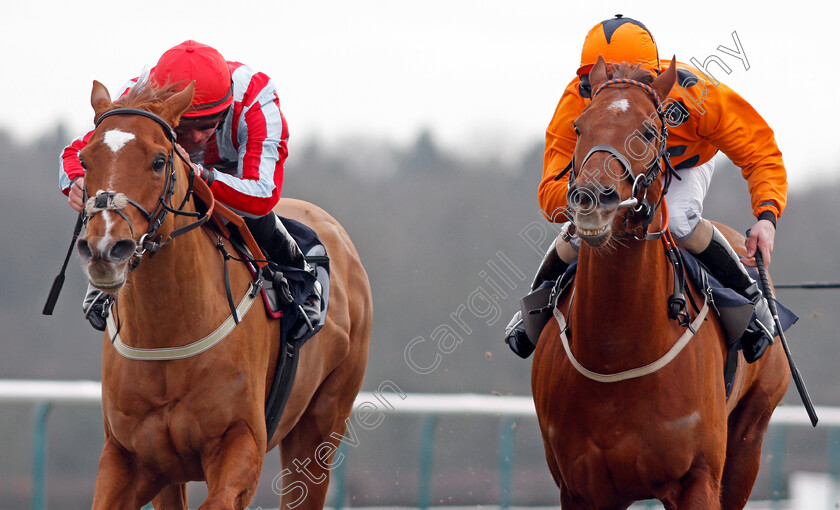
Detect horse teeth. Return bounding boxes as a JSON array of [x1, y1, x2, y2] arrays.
[[579, 226, 606, 236]]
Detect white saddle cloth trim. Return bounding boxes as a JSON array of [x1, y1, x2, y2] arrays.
[[106, 283, 258, 361], [553, 297, 709, 383]]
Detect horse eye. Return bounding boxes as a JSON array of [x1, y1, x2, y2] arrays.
[[643, 128, 656, 142], [152, 156, 166, 173], [574, 125, 581, 136], [79, 158, 87, 170]]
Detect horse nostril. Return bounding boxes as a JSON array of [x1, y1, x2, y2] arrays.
[[599, 188, 620, 208], [77, 239, 93, 262], [108, 239, 137, 264], [567, 185, 598, 214]]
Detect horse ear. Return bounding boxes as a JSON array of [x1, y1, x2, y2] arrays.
[[589, 55, 609, 95], [162, 82, 196, 126], [91, 80, 112, 123], [651, 56, 678, 102]]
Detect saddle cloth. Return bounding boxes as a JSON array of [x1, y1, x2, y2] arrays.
[[240, 216, 330, 347]]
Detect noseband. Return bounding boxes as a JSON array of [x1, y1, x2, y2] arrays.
[[558, 77, 678, 237], [84, 108, 208, 269]]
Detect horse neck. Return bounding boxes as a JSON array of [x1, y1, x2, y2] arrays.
[[571, 236, 674, 361], [116, 208, 226, 347]]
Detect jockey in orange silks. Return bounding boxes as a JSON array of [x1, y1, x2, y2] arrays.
[[505, 16, 788, 363]]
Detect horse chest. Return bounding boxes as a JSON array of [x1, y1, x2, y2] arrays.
[[103, 371, 242, 467]]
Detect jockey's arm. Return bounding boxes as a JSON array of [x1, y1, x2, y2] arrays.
[[60, 131, 96, 212], [202, 98, 289, 218], [59, 77, 139, 210], [698, 81, 788, 266], [539, 77, 587, 223]]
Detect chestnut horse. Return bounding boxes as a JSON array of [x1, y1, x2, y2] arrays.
[[76, 80, 372, 509], [531, 57, 790, 509]]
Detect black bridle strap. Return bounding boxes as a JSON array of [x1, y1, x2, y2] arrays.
[[89, 108, 207, 261], [96, 108, 177, 140]]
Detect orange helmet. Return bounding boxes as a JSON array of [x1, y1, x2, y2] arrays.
[[151, 40, 233, 118], [577, 15, 660, 76]]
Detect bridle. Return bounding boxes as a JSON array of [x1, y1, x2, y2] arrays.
[[84, 108, 211, 269], [557, 77, 695, 324], [557, 77, 679, 238]]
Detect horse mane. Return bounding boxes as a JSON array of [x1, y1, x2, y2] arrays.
[[610, 63, 655, 84], [110, 81, 181, 116]]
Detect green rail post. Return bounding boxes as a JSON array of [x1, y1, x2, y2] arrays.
[[331, 441, 348, 510], [769, 425, 787, 509], [828, 427, 840, 507], [32, 402, 52, 510], [418, 415, 437, 510], [498, 416, 516, 509]]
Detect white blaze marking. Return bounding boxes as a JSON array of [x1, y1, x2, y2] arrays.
[[103, 129, 135, 153], [97, 210, 115, 256], [607, 99, 630, 112]]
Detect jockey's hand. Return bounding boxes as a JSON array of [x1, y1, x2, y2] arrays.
[[175, 143, 209, 182], [744, 219, 776, 267], [68, 177, 85, 213], [175, 144, 198, 175]]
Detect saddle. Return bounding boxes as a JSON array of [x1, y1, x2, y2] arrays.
[[195, 185, 330, 442], [520, 250, 798, 397]]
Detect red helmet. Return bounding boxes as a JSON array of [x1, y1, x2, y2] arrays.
[[151, 40, 233, 118], [578, 15, 660, 76]]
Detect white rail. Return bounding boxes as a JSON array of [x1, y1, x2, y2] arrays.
[[3, 379, 837, 510], [0, 379, 840, 427], [0, 379, 836, 426]]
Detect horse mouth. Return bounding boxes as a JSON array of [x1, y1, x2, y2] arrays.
[[90, 279, 125, 292], [577, 224, 611, 246], [86, 272, 127, 292]]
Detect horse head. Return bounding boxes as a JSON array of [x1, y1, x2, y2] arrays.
[[76, 80, 195, 292], [566, 55, 677, 247]]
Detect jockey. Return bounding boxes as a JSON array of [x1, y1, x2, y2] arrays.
[[60, 40, 321, 337], [505, 16, 787, 363]]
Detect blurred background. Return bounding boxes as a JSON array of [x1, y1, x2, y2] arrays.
[[2, 0, 839, 508]]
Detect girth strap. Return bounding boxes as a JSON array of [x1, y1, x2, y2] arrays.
[[105, 282, 259, 361], [553, 295, 709, 383]]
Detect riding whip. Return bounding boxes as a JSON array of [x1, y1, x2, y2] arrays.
[[43, 211, 84, 315], [748, 230, 819, 427]]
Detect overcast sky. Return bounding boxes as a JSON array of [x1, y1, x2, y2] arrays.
[[3, 0, 835, 189]]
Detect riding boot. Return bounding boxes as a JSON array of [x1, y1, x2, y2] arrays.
[[82, 283, 112, 332], [245, 213, 308, 269], [505, 239, 570, 358], [245, 213, 322, 337], [693, 227, 775, 363]]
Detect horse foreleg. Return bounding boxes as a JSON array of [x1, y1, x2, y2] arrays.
[[720, 390, 778, 509], [278, 369, 363, 509], [559, 481, 591, 509], [91, 439, 159, 510], [656, 456, 722, 510], [277, 412, 346, 510], [198, 420, 264, 510], [151, 483, 188, 509]]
